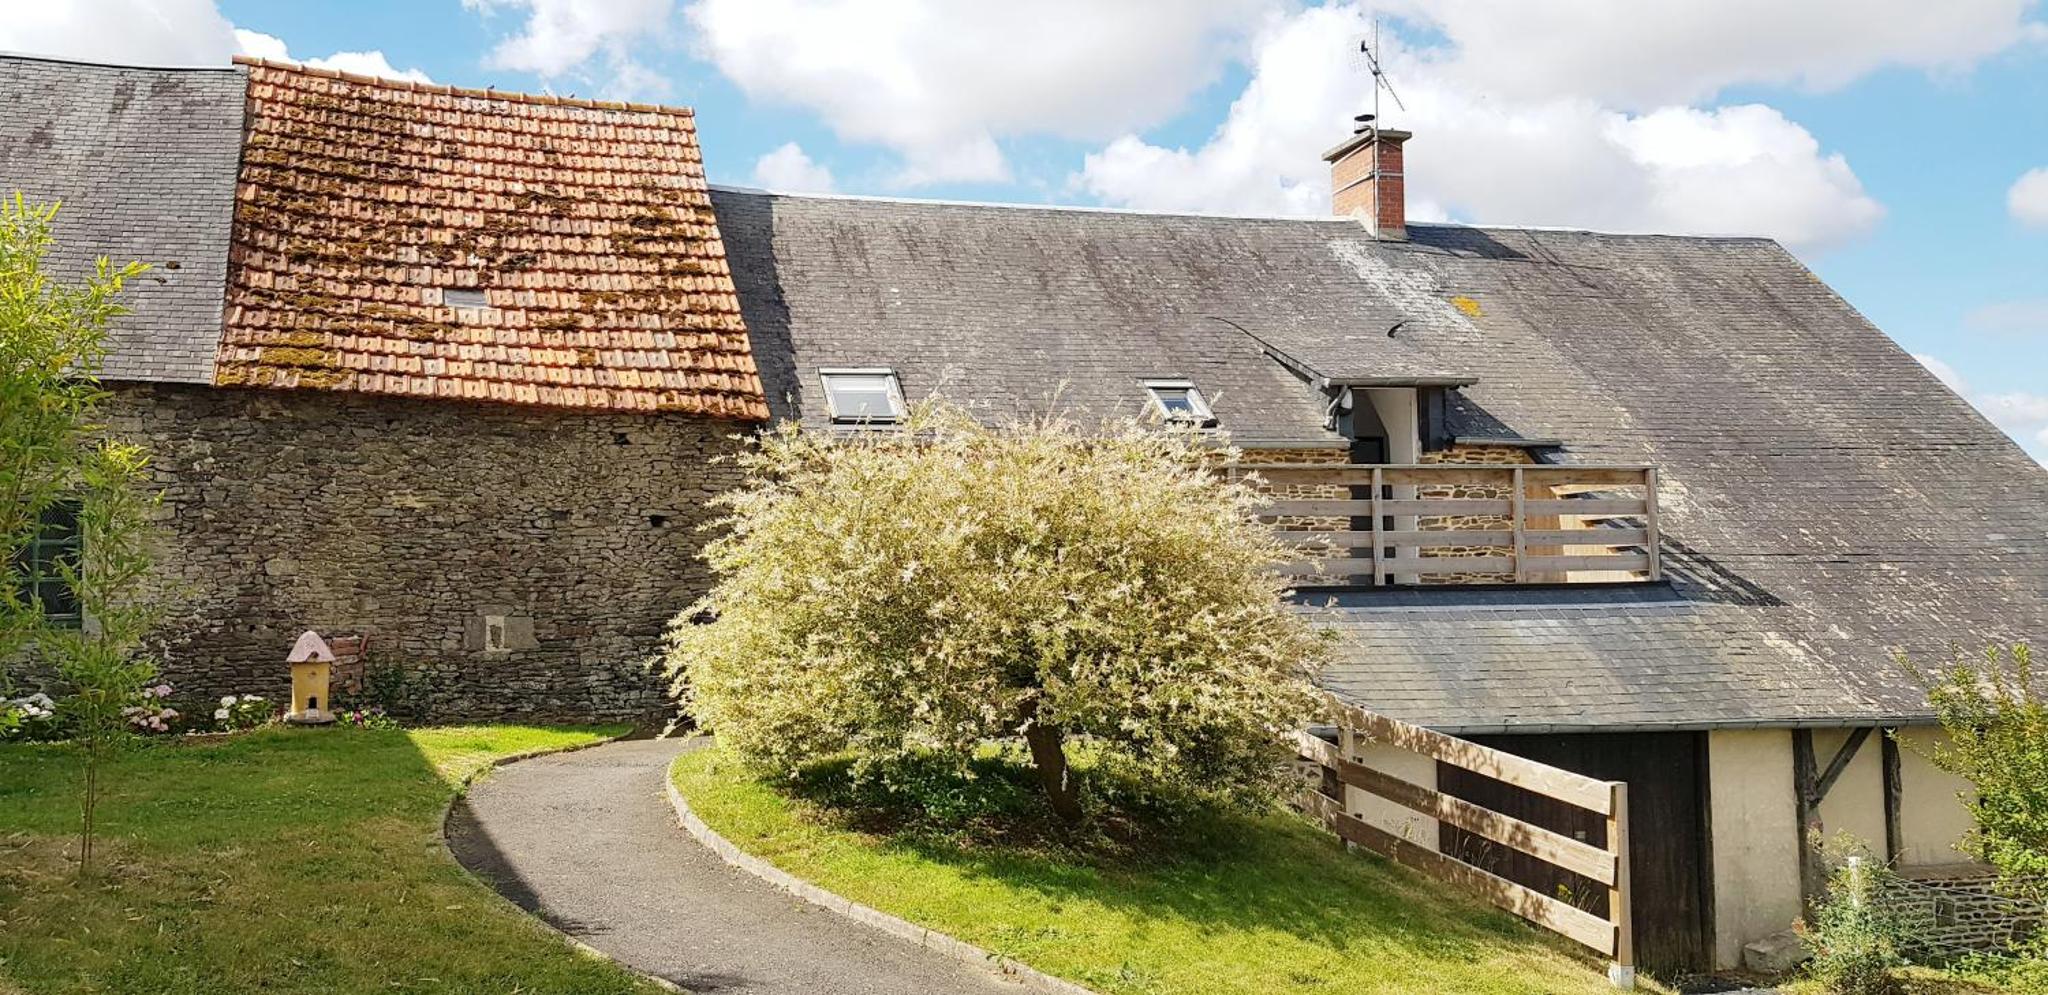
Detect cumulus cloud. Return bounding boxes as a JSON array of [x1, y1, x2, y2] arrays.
[[2010, 168, 2048, 227], [0, 2, 429, 83], [1077, 3, 1885, 248], [751, 142, 836, 193], [460, 0, 673, 100], [0, 0, 236, 65], [1370, 0, 2046, 109], [232, 30, 432, 83], [1914, 354, 2048, 463], [683, 0, 1277, 185]]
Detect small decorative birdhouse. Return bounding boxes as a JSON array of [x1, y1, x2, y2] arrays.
[[285, 630, 337, 725]]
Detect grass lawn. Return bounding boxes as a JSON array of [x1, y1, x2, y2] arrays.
[[672, 745, 1641, 995], [0, 725, 664, 995]]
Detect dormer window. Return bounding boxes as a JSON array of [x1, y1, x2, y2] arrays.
[[820, 369, 906, 424], [1142, 379, 1216, 427]]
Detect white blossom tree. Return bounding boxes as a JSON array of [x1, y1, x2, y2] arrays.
[[667, 400, 1326, 822]]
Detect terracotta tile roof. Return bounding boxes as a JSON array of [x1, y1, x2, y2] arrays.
[[216, 57, 768, 419]]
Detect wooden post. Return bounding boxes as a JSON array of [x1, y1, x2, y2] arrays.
[[1369, 466, 1384, 587], [1511, 466, 1527, 584], [1793, 729, 1825, 909], [1881, 729, 1904, 865], [1643, 467, 1662, 581], [1607, 781, 1634, 989]]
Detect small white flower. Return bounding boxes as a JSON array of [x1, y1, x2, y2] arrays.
[[221, 695, 237, 707], [243, 695, 264, 702], [214, 708, 229, 720]]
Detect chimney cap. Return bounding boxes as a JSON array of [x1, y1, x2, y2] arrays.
[[1322, 127, 1412, 164]]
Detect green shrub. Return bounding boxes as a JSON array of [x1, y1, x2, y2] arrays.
[[1804, 856, 1908, 995], [667, 400, 1328, 825], [1912, 644, 2048, 896]]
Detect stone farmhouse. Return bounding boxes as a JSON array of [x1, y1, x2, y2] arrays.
[[6, 53, 2046, 973]]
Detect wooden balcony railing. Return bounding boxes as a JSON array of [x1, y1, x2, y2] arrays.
[[1232, 463, 1661, 588]]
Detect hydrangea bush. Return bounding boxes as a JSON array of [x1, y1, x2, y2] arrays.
[[666, 399, 1328, 822], [213, 693, 272, 732]]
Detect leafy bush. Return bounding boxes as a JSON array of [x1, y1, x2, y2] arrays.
[[120, 682, 180, 733], [1803, 856, 1908, 995], [335, 656, 433, 724], [212, 693, 274, 732], [339, 706, 399, 730], [667, 400, 1327, 824], [1910, 644, 2047, 894]]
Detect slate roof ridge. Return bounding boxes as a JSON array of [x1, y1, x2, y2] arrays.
[[709, 183, 1787, 244], [229, 55, 694, 118], [0, 49, 244, 73]]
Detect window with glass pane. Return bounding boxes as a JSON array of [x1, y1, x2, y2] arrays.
[[1143, 381, 1215, 426], [12, 502, 82, 626], [820, 370, 904, 423]]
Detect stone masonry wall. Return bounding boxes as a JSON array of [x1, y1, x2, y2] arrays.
[[101, 383, 753, 723], [1415, 444, 1539, 584]]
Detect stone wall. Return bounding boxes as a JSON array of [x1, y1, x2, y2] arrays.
[[1881, 869, 2042, 958], [101, 383, 753, 723], [1415, 444, 1538, 584]]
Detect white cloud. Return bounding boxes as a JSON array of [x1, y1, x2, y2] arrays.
[[232, 30, 432, 83], [752, 142, 836, 193], [1077, 3, 1883, 249], [0, 0, 236, 65], [683, 0, 1278, 185], [1914, 354, 2048, 463], [1965, 298, 2048, 336], [1371, 0, 2045, 109], [464, 0, 673, 99], [2010, 168, 2048, 227]]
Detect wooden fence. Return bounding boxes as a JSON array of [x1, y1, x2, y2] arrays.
[[1234, 463, 1660, 587], [1296, 698, 1636, 987]]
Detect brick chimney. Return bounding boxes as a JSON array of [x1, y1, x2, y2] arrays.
[[1324, 127, 1411, 240]]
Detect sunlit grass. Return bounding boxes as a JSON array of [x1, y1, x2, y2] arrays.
[[673, 744, 1639, 995], [0, 724, 659, 994]]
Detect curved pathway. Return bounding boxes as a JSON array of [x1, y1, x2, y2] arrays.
[[448, 736, 1022, 994]]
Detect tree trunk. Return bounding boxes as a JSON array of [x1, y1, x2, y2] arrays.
[[1023, 719, 1084, 824]]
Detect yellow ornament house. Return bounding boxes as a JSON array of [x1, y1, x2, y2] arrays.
[[286, 630, 336, 725]]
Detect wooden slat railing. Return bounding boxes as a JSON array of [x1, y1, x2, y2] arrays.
[[1232, 463, 1660, 588], [1296, 697, 1635, 987]]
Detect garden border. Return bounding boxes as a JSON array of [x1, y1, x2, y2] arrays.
[[664, 755, 1099, 995], [436, 730, 688, 995]]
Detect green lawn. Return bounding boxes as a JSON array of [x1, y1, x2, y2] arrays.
[[0, 725, 663, 995], [672, 746, 1637, 995]]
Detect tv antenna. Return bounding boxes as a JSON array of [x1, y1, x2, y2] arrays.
[[1353, 15, 1406, 134]]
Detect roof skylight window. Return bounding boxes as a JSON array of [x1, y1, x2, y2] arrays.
[[444, 288, 492, 310], [820, 369, 906, 424], [1142, 379, 1217, 427]]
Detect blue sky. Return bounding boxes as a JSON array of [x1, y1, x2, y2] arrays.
[[11, 1, 2048, 460]]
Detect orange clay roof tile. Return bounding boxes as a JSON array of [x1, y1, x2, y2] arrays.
[[216, 58, 768, 420]]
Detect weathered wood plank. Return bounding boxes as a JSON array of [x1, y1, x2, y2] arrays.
[[1300, 791, 1617, 956], [1276, 558, 1380, 578], [1378, 529, 1514, 548], [1338, 759, 1618, 884], [1260, 499, 1377, 517], [1522, 528, 1649, 546], [1380, 498, 1513, 516], [1379, 466, 1517, 486], [1520, 467, 1654, 486], [1330, 700, 1616, 814], [1519, 553, 1653, 573], [1275, 530, 1380, 548], [1609, 782, 1635, 970], [1523, 499, 1648, 516], [1381, 555, 1519, 575]]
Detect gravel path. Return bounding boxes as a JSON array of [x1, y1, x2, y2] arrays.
[[447, 736, 1024, 994]]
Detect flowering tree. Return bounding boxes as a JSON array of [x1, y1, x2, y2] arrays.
[[1, 196, 160, 874], [666, 400, 1326, 822]]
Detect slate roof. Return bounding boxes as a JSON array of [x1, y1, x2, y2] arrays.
[[717, 189, 2048, 731], [0, 55, 244, 383], [217, 59, 767, 417], [712, 187, 1480, 446]]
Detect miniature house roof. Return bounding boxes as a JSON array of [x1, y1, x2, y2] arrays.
[[288, 630, 336, 664]]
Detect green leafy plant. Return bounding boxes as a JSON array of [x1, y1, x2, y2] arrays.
[[335, 655, 434, 723], [1908, 644, 2047, 895], [1, 196, 160, 877], [1802, 854, 1908, 995], [211, 693, 275, 732], [666, 398, 1327, 825]]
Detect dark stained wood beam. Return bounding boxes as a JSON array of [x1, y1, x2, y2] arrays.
[[1793, 729, 1824, 908], [1881, 729, 1904, 864], [1814, 727, 1873, 802]]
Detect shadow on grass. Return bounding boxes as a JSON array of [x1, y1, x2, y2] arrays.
[[772, 751, 1539, 963]]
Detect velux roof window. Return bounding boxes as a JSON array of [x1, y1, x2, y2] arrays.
[[1142, 379, 1217, 427], [820, 369, 906, 424]]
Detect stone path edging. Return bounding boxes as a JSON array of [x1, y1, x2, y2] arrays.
[[437, 731, 688, 995], [663, 762, 1098, 995]]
